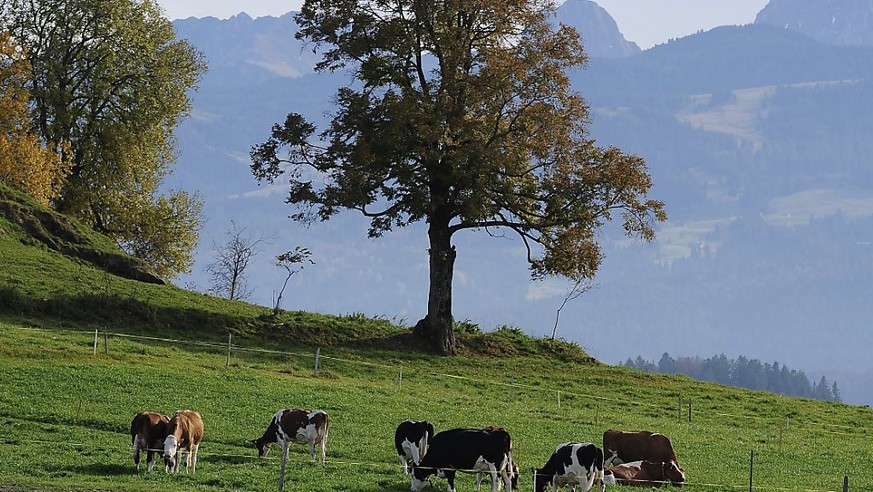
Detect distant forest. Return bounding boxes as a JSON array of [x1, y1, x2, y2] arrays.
[[624, 353, 841, 403]]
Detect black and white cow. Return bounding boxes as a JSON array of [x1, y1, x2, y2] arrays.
[[534, 442, 606, 492], [252, 408, 330, 464], [395, 420, 435, 474], [411, 427, 514, 492]]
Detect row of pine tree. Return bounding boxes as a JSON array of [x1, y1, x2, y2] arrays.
[[624, 353, 841, 402]]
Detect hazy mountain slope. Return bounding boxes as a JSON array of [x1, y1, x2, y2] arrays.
[[172, 12, 319, 87], [165, 6, 873, 405]]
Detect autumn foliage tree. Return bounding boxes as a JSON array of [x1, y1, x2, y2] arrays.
[[0, 0, 206, 278], [251, 0, 667, 354], [0, 32, 70, 205]]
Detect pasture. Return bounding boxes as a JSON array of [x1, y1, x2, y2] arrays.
[[1, 323, 872, 492], [1, 188, 872, 491]]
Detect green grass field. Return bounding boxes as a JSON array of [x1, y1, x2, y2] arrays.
[[2, 322, 871, 492], [2, 183, 873, 491]]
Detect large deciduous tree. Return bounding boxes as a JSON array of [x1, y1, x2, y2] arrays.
[[0, 0, 207, 278], [251, 0, 666, 354]]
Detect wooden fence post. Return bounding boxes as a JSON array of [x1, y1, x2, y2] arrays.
[[678, 395, 682, 420], [278, 445, 289, 492], [688, 401, 692, 423], [103, 329, 108, 355], [313, 348, 320, 377], [225, 332, 232, 368], [844, 475, 849, 492], [398, 363, 403, 389], [92, 329, 98, 355], [510, 375, 515, 403], [749, 449, 755, 492]]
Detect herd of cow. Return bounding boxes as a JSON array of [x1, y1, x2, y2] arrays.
[[130, 407, 686, 491], [394, 422, 686, 491]]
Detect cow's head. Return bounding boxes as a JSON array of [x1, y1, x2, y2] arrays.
[[410, 464, 434, 491], [251, 437, 271, 458], [162, 435, 179, 472], [665, 460, 686, 486]]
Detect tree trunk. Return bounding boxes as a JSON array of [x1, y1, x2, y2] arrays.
[[414, 219, 457, 355]]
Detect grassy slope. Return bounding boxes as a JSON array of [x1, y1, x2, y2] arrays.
[[1, 184, 872, 492]]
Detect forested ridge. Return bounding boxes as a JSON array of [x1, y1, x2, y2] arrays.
[[624, 353, 842, 402]]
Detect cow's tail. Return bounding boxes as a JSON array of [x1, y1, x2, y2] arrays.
[[320, 413, 330, 465], [420, 430, 429, 462], [130, 414, 141, 454]]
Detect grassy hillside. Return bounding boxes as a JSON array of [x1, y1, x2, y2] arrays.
[[2, 184, 873, 492]]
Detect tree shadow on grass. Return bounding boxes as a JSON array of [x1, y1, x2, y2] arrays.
[[61, 462, 129, 476], [1, 291, 251, 342]]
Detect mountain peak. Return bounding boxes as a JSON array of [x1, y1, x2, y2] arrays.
[[755, 0, 873, 46], [556, 0, 641, 58]]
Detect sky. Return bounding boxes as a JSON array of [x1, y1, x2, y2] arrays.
[[156, 0, 771, 50]]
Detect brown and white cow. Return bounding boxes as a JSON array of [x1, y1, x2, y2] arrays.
[[163, 410, 204, 474], [411, 427, 515, 492], [130, 411, 169, 472], [609, 460, 686, 488], [252, 408, 330, 464], [602, 430, 685, 485], [395, 420, 435, 474]]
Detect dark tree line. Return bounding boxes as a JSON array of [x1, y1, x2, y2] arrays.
[[625, 353, 841, 403]]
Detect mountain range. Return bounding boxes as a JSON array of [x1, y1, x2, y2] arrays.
[[166, 0, 873, 405]]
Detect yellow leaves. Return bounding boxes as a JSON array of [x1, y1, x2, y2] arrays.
[[0, 136, 72, 207], [0, 31, 71, 206]]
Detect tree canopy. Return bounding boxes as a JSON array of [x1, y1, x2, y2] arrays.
[[0, 31, 71, 205], [0, 0, 207, 278], [251, 0, 666, 354]]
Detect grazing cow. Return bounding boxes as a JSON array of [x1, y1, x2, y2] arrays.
[[130, 411, 169, 472], [163, 410, 204, 474], [252, 408, 330, 464], [609, 460, 686, 488], [534, 442, 606, 492], [602, 430, 685, 485], [411, 427, 514, 492], [395, 420, 435, 474]]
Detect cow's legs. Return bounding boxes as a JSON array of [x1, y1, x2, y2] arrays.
[[444, 470, 457, 492], [489, 468, 500, 492], [133, 443, 141, 472], [190, 444, 199, 473], [146, 449, 156, 472], [500, 467, 512, 492]]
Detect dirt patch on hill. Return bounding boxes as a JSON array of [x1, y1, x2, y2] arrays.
[[0, 186, 163, 285]]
